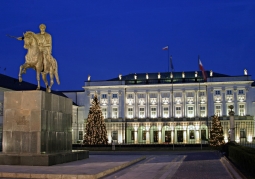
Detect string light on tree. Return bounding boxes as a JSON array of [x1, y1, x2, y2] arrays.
[[209, 115, 225, 147], [83, 94, 108, 145]]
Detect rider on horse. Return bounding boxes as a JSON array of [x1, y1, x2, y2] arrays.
[[17, 24, 52, 73]]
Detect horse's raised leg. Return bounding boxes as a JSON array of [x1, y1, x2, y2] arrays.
[[19, 63, 29, 82], [41, 72, 49, 92]]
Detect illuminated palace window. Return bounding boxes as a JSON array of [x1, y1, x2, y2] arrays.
[[127, 94, 133, 99], [151, 107, 157, 118], [127, 108, 133, 118], [163, 107, 169, 118], [187, 107, 194, 118], [139, 108, 145, 118], [176, 107, 181, 118], [200, 106, 206, 117], [112, 108, 118, 118], [215, 105, 221, 116], [102, 108, 107, 119], [239, 105, 245, 116]]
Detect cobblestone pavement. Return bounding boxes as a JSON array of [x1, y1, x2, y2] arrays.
[[102, 151, 235, 179]]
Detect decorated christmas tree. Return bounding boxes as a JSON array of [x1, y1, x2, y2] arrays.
[[83, 94, 108, 145], [209, 115, 225, 147]]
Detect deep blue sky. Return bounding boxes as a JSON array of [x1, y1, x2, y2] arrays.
[[0, 1, 254, 91]]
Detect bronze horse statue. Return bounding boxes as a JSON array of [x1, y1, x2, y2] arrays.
[[18, 31, 60, 92]]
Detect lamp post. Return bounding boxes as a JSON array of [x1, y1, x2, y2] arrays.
[[228, 105, 235, 143]]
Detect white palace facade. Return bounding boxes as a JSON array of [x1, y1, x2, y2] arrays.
[[84, 70, 255, 145]]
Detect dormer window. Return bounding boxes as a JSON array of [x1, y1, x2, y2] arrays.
[[112, 94, 118, 98], [215, 90, 221, 95], [226, 90, 232, 95], [238, 90, 244, 95]]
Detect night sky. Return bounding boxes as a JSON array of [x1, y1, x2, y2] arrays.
[[0, 1, 254, 91]]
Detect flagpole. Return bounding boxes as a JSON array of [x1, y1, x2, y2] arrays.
[[198, 55, 202, 150], [168, 46, 170, 72]]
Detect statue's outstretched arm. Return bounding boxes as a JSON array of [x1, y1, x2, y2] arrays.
[[17, 36, 24, 40], [6, 34, 23, 40]]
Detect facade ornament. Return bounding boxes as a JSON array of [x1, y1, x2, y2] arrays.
[[134, 73, 137, 80], [119, 74, 122, 80], [195, 71, 198, 78], [146, 73, 149, 79], [139, 98, 145, 105], [182, 72, 185, 78], [162, 98, 169, 104], [87, 75, 91, 81], [210, 70, 213, 77], [175, 97, 181, 104], [158, 72, 161, 79], [226, 96, 233, 102], [150, 98, 157, 104], [187, 97, 194, 104], [244, 69, 248, 75]]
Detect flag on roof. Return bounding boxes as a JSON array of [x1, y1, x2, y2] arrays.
[[198, 56, 207, 81], [162, 46, 168, 50]]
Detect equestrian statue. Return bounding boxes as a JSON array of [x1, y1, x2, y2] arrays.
[[8, 24, 60, 93]]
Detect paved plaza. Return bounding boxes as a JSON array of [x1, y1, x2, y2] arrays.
[[0, 151, 243, 179]]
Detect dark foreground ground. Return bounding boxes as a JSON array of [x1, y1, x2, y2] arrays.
[[0, 150, 246, 179]]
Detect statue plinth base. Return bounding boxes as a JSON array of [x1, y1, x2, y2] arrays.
[[0, 91, 88, 166]]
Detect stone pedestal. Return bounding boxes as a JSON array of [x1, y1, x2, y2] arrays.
[[0, 91, 88, 166]]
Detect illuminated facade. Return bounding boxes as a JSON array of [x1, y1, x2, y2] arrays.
[[84, 71, 255, 144]]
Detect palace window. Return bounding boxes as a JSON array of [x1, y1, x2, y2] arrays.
[[163, 107, 169, 118], [199, 92, 205, 96], [112, 131, 118, 140], [102, 108, 107, 119], [151, 107, 157, 118], [127, 108, 133, 118], [139, 108, 145, 118], [239, 105, 245, 116], [200, 106, 206, 117], [91, 94, 94, 99], [112, 108, 118, 118], [215, 90, 221, 95], [127, 94, 133, 99], [215, 105, 221, 116], [187, 106, 194, 118], [138, 94, 145, 98], [238, 90, 244, 95], [226, 90, 232, 95], [240, 129, 246, 138], [150, 93, 157, 98], [176, 107, 181, 118], [78, 131, 83, 140], [189, 130, 195, 139], [102, 94, 107, 99], [112, 94, 118, 98]]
